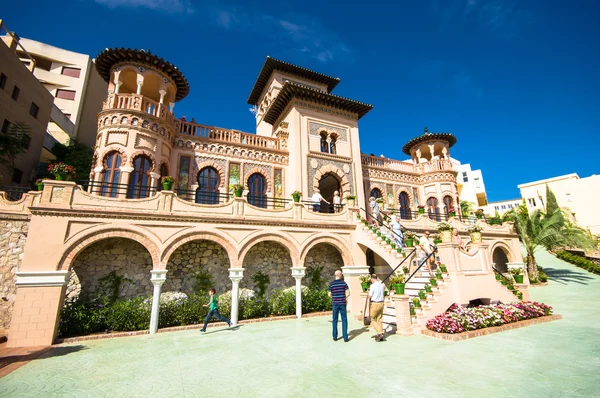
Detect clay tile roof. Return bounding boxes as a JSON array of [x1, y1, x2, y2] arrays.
[[247, 57, 341, 105], [402, 132, 457, 155], [95, 48, 190, 102], [263, 81, 373, 125]]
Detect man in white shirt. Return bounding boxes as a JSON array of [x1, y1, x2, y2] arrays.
[[369, 274, 386, 342], [311, 188, 329, 212], [418, 231, 434, 274]]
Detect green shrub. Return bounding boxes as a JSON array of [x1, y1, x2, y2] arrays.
[[104, 297, 150, 331], [302, 288, 332, 313], [270, 289, 296, 316], [59, 297, 109, 337], [556, 250, 600, 275], [240, 297, 271, 319]]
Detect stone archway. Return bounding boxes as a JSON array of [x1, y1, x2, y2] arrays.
[[302, 243, 345, 289], [68, 237, 154, 301], [313, 165, 351, 201], [163, 239, 232, 295], [492, 246, 510, 274], [318, 173, 341, 213], [241, 241, 295, 295]]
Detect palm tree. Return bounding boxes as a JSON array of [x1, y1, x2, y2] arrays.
[[505, 201, 594, 281], [460, 200, 476, 217]]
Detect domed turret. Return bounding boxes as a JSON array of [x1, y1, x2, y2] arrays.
[[402, 127, 456, 164]]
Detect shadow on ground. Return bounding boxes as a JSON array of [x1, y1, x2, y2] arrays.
[[543, 268, 594, 285], [202, 325, 243, 335], [0, 345, 87, 370]]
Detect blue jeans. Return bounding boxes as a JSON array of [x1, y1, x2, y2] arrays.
[[332, 304, 348, 341], [313, 203, 320, 212], [202, 308, 230, 330]]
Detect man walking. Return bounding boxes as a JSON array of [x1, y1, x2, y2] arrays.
[[328, 270, 350, 342], [418, 231, 435, 274], [369, 274, 386, 342]]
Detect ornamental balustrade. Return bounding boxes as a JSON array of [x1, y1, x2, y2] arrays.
[[103, 93, 174, 124], [176, 120, 283, 151], [361, 154, 456, 174]]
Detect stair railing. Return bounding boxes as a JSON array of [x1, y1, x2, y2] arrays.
[[405, 247, 439, 284]]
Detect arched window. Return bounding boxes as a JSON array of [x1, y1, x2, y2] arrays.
[[443, 195, 454, 217], [398, 191, 411, 220], [127, 155, 152, 198], [132, 118, 139, 126], [101, 152, 122, 198], [120, 116, 128, 124], [320, 132, 329, 153], [111, 116, 118, 124], [248, 173, 267, 208], [427, 197, 440, 221], [196, 167, 220, 204], [370, 188, 382, 200], [329, 135, 337, 155]]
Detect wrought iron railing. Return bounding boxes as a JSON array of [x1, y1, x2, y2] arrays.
[[0, 185, 31, 201]]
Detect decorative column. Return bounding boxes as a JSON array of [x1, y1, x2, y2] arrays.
[[291, 267, 306, 319], [136, 78, 144, 95], [114, 80, 122, 94], [229, 268, 244, 326], [7, 270, 70, 347], [149, 269, 167, 335], [158, 89, 167, 104], [149, 172, 160, 194], [392, 295, 414, 336], [92, 166, 104, 194], [340, 265, 370, 315], [118, 166, 134, 198]]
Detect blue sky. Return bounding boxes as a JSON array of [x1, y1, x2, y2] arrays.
[[3, 0, 598, 201]]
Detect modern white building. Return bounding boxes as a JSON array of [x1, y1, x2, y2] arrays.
[[454, 161, 488, 208], [9, 37, 107, 149], [486, 198, 522, 216], [518, 173, 600, 235]]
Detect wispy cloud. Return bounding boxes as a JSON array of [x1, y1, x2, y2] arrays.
[[94, 0, 194, 14], [430, 0, 531, 38]]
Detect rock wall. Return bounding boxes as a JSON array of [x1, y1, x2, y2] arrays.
[[68, 238, 153, 300], [304, 243, 345, 287], [242, 241, 294, 293], [163, 240, 232, 294], [0, 216, 29, 334]]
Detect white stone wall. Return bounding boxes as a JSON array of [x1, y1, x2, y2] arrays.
[[163, 240, 232, 294], [68, 238, 153, 300], [242, 241, 294, 293], [0, 218, 29, 333]]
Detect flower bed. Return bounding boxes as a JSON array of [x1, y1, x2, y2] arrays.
[[426, 302, 553, 334]]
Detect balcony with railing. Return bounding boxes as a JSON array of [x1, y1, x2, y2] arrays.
[[361, 154, 456, 174], [102, 93, 174, 124], [176, 120, 283, 152]]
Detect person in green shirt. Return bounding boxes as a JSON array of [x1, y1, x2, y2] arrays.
[[200, 288, 231, 332]]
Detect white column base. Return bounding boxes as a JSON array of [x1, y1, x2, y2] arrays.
[[149, 270, 167, 335], [229, 268, 244, 326]]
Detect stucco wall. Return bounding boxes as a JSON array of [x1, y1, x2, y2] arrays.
[[0, 217, 29, 334]]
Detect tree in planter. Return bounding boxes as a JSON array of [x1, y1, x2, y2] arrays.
[[504, 199, 594, 282], [0, 122, 31, 182]]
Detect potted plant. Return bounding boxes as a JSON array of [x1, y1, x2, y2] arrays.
[[435, 271, 443, 280], [489, 212, 502, 225], [509, 268, 525, 284], [402, 266, 409, 275], [430, 277, 438, 287], [438, 262, 447, 273], [418, 290, 426, 300], [404, 231, 416, 247], [468, 224, 483, 244], [517, 291, 523, 300], [495, 273, 502, 281], [412, 297, 421, 308], [291, 190, 302, 203], [231, 183, 244, 198], [432, 233, 442, 244], [447, 207, 457, 217], [48, 162, 76, 181], [35, 178, 44, 191], [161, 176, 175, 191], [475, 209, 485, 220], [389, 273, 406, 294], [424, 284, 432, 293], [346, 195, 356, 207], [436, 222, 453, 242], [390, 242, 396, 249], [359, 274, 371, 292], [417, 205, 425, 215], [410, 306, 416, 316]]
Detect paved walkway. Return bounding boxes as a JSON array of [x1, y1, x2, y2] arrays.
[[1, 250, 599, 397]]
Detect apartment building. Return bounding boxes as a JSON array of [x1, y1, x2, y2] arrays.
[[454, 161, 488, 208]]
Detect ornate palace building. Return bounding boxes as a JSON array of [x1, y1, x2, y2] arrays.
[[1, 49, 527, 347]]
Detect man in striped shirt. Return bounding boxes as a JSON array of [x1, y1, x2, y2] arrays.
[[328, 270, 350, 342]]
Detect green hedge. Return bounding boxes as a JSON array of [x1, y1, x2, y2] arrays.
[[556, 250, 600, 275], [59, 288, 332, 338]]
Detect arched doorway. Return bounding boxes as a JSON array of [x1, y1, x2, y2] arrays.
[[242, 241, 294, 295], [492, 247, 510, 274], [303, 243, 344, 289], [318, 173, 340, 213], [427, 197, 440, 221], [370, 188, 382, 200], [101, 152, 122, 198], [398, 191, 411, 220], [248, 173, 267, 208], [196, 166, 220, 204]]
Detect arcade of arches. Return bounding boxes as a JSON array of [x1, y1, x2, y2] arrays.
[[65, 237, 345, 302]]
